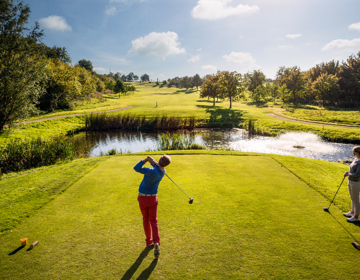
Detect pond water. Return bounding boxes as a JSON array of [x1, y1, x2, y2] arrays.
[[71, 129, 356, 162]]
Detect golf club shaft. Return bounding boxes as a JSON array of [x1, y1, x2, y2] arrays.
[[327, 177, 345, 209], [164, 173, 191, 199]]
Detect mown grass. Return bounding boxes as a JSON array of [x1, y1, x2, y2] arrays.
[[0, 157, 106, 235], [281, 107, 360, 126], [0, 151, 358, 279]]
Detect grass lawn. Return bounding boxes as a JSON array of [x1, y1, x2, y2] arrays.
[[1, 152, 359, 279]]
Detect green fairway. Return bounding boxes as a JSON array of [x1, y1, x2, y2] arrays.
[[0, 153, 359, 279]]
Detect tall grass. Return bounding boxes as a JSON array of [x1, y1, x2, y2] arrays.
[[0, 137, 78, 173], [157, 132, 205, 150], [84, 113, 196, 131]]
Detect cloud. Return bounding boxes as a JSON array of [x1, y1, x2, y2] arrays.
[[201, 65, 217, 72], [278, 45, 294, 50], [321, 38, 360, 52], [188, 55, 200, 62], [119, 58, 129, 65], [105, 6, 117, 15], [349, 22, 360, 31], [191, 0, 259, 20], [93, 67, 109, 74], [39, 15, 72, 32], [130, 32, 186, 57], [286, 34, 302, 39], [223, 52, 257, 66]]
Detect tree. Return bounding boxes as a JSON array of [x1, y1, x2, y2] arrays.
[[78, 59, 93, 72], [42, 45, 71, 63], [39, 59, 82, 111], [338, 52, 360, 104], [266, 83, 279, 103], [219, 71, 242, 109], [278, 84, 290, 102], [199, 74, 222, 106], [312, 73, 339, 106], [193, 74, 202, 90], [126, 72, 136, 82], [250, 85, 266, 103], [113, 79, 125, 98], [276, 66, 305, 105], [245, 70, 266, 94], [141, 74, 150, 82], [0, 0, 47, 130], [114, 72, 121, 81]]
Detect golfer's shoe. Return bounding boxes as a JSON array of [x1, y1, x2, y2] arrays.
[[343, 212, 354, 217], [154, 243, 160, 258], [347, 216, 359, 223], [147, 243, 154, 248]]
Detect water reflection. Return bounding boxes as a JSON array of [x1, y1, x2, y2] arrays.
[[70, 130, 355, 162]]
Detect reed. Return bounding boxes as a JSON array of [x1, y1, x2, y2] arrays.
[[84, 113, 196, 132], [0, 137, 78, 173], [156, 132, 206, 151]]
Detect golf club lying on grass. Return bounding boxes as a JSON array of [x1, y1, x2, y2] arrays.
[[323, 177, 345, 212]]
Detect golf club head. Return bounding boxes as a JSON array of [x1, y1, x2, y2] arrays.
[[323, 207, 329, 212], [351, 242, 360, 250], [189, 198, 194, 204]]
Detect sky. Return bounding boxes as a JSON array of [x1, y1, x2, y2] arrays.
[[23, 0, 360, 81]]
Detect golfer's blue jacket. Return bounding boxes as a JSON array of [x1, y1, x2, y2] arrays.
[[134, 161, 165, 194]]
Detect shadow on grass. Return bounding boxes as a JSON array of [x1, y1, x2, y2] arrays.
[[174, 89, 198, 94], [121, 247, 158, 280], [9, 246, 24, 255], [326, 211, 360, 251], [197, 107, 244, 128]]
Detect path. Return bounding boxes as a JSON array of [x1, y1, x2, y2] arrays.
[[20, 106, 133, 124], [267, 113, 360, 129]]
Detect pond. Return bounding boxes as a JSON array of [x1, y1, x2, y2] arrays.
[[70, 129, 356, 162]]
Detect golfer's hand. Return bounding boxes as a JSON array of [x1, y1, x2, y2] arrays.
[[147, 156, 156, 165], [344, 171, 349, 177]]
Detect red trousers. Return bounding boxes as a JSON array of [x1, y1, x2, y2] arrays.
[[138, 196, 160, 245]]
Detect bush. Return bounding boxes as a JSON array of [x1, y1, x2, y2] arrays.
[[0, 137, 78, 173]]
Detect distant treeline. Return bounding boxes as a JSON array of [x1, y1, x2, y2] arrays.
[[194, 52, 360, 108]]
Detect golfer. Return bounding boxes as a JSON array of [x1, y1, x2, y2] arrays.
[[343, 146, 360, 222], [134, 155, 171, 257]]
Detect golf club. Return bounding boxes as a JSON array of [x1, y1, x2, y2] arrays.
[[155, 165, 193, 204], [163, 172, 194, 204], [323, 177, 345, 212]]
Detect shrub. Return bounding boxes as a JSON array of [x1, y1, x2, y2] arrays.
[[0, 137, 78, 173]]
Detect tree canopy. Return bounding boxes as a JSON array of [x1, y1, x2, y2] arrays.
[[0, 0, 47, 130]]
